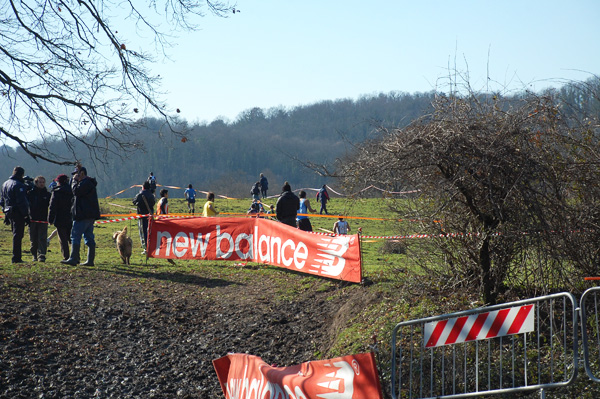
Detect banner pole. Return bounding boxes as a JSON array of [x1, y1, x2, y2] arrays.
[[358, 227, 364, 284]]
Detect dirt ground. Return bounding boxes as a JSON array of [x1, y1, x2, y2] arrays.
[[0, 265, 370, 398]]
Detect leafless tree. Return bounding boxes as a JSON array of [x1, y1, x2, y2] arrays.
[[337, 82, 600, 304], [0, 0, 234, 165]]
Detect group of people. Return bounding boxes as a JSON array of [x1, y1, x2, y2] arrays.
[[132, 175, 220, 254], [2, 165, 349, 264], [1, 165, 101, 265], [250, 173, 269, 200], [273, 182, 349, 234]]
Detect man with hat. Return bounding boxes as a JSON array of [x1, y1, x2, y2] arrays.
[[275, 182, 300, 227], [62, 165, 101, 266], [1, 166, 30, 263]]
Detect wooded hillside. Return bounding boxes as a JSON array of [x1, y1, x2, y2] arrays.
[[1, 80, 597, 199], [0, 92, 434, 197]]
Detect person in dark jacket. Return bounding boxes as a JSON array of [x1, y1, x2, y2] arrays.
[[1, 166, 30, 263], [133, 181, 155, 254], [48, 174, 73, 261], [62, 166, 101, 266], [275, 182, 300, 227], [27, 176, 51, 262], [259, 173, 269, 199], [317, 185, 330, 215]]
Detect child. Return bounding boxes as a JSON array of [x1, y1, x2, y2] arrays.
[[333, 216, 350, 235]]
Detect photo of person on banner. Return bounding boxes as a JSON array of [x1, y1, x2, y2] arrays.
[[213, 352, 383, 399]]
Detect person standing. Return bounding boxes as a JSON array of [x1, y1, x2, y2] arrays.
[[276, 182, 299, 227], [62, 166, 101, 266], [317, 185, 330, 215], [27, 176, 51, 262], [202, 192, 219, 217], [251, 181, 261, 201], [259, 173, 269, 199], [296, 190, 317, 231], [133, 181, 155, 255], [333, 216, 351, 235], [1, 166, 30, 263], [48, 174, 73, 261], [184, 184, 196, 214], [147, 172, 157, 196], [156, 188, 169, 215]]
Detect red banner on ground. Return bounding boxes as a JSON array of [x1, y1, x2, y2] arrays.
[[213, 352, 383, 399], [147, 217, 362, 283]]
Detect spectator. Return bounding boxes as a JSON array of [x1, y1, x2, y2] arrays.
[[317, 185, 330, 215], [48, 174, 73, 261], [184, 184, 196, 214], [62, 166, 101, 266], [276, 182, 299, 227], [202, 193, 219, 217], [259, 173, 269, 198], [147, 172, 157, 195], [48, 178, 58, 191], [296, 190, 317, 231], [247, 199, 266, 217], [156, 188, 169, 215], [251, 181, 261, 201], [27, 176, 51, 262], [133, 181, 155, 254], [1, 166, 30, 263], [333, 216, 351, 235], [202, 192, 219, 217]]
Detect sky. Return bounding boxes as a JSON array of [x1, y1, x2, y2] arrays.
[[138, 0, 599, 125]]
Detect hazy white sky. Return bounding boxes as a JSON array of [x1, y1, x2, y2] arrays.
[[135, 0, 599, 124]]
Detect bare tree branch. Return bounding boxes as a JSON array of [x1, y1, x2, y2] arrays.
[[0, 0, 235, 164]]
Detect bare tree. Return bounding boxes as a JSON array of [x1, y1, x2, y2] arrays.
[[337, 81, 600, 304], [0, 0, 234, 165]]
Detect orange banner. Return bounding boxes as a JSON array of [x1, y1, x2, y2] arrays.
[[147, 217, 362, 283], [213, 352, 383, 399]]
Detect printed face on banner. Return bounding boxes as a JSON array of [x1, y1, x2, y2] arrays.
[[213, 352, 383, 399], [148, 217, 362, 283]]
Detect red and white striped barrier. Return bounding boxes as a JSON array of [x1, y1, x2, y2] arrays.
[[424, 304, 535, 348], [95, 215, 145, 224]]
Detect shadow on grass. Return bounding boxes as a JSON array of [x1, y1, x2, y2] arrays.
[[88, 264, 240, 288]]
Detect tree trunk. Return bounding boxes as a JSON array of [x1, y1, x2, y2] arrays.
[[480, 236, 497, 305]]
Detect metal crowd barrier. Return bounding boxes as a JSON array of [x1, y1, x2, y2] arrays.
[[581, 287, 600, 384], [390, 293, 579, 399]]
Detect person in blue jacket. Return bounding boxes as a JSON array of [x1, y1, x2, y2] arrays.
[[62, 165, 101, 266], [1, 166, 30, 263]]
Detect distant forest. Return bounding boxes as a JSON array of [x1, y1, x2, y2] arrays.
[[1, 82, 597, 199], [0, 91, 435, 198]]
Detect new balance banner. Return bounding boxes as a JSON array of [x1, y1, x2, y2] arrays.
[[213, 352, 383, 399], [147, 217, 362, 283]]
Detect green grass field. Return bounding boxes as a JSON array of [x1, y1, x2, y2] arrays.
[[1, 195, 420, 285]]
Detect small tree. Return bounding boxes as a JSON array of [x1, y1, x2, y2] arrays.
[[338, 81, 600, 304], [0, 0, 233, 165]]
